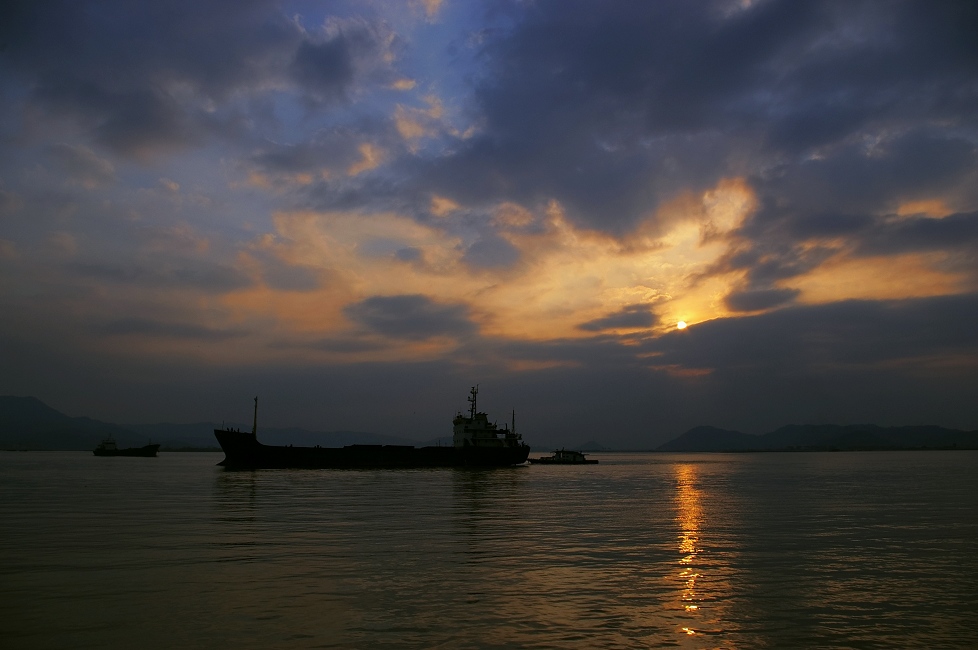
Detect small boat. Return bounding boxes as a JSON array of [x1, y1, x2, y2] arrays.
[[93, 436, 160, 457], [529, 448, 598, 464]]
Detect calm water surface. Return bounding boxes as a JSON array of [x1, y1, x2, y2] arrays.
[[1, 450, 976, 648]]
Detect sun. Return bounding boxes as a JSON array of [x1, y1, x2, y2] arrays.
[[677, 321, 687, 329]]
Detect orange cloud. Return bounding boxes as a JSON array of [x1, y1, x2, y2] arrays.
[[217, 179, 762, 353], [430, 195, 460, 217], [896, 199, 953, 218], [786, 252, 969, 303], [348, 143, 384, 176]]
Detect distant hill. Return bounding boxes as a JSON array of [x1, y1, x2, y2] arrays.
[[657, 426, 761, 452], [0, 396, 148, 450], [0, 396, 415, 451], [658, 423, 978, 452]]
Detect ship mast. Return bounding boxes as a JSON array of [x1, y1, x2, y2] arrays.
[[252, 396, 258, 438], [468, 385, 478, 419]]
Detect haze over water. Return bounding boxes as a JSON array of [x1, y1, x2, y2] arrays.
[[2, 451, 976, 648]]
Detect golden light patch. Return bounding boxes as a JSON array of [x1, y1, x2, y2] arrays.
[[702, 177, 757, 235], [395, 108, 428, 141], [421, 95, 444, 119], [420, 0, 443, 19], [244, 171, 273, 190], [787, 253, 967, 303], [395, 96, 446, 148], [896, 199, 953, 218], [391, 78, 417, 91], [493, 202, 535, 228], [347, 143, 384, 176], [676, 321, 687, 329], [430, 195, 460, 217]]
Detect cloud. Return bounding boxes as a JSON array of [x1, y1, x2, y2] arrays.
[[290, 22, 374, 105], [857, 211, 978, 256], [0, 1, 304, 156], [67, 260, 251, 293], [100, 318, 248, 341], [46, 144, 115, 188], [411, 1, 978, 238], [724, 287, 800, 312], [344, 294, 476, 340], [0, 2, 405, 159], [578, 304, 656, 332], [461, 234, 519, 269], [649, 293, 978, 373]]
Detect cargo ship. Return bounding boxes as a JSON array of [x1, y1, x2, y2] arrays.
[[93, 436, 160, 457], [214, 387, 530, 469]]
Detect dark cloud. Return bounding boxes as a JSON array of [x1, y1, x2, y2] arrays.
[[46, 143, 115, 187], [291, 38, 356, 103], [416, 0, 978, 234], [394, 247, 423, 263], [344, 295, 476, 340], [247, 118, 397, 182], [67, 260, 251, 293], [578, 304, 656, 332], [750, 131, 978, 227], [649, 293, 978, 372], [0, 1, 399, 159], [724, 287, 800, 312], [270, 336, 388, 354], [0, 0, 303, 155], [857, 211, 978, 256], [462, 235, 520, 269], [101, 318, 247, 341]]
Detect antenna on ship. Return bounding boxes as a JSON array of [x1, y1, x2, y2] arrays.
[[252, 396, 258, 438], [512, 410, 516, 434], [468, 385, 478, 419]]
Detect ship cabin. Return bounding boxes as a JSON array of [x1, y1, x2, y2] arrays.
[[452, 386, 523, 449]]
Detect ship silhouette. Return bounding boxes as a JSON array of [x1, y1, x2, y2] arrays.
[[214, 387, 530, 469]]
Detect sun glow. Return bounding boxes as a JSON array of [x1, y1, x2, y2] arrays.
[[677, 321, 687, 329]]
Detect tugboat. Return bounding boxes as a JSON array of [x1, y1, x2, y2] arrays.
[[93, 436, 160, 457], [214, 387, 530, 469], [529, 448, 598, 464]]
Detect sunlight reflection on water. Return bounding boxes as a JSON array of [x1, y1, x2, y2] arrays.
[[1, 450, 977, 648]]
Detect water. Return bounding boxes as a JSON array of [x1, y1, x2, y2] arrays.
[[2, 451, 976, 649]]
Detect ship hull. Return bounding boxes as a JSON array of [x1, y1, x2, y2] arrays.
[[214, 430, 530, 469], [93, 444, 160, 457]]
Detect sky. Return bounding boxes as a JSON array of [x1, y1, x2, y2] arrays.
[[1, 0, 976, 447]]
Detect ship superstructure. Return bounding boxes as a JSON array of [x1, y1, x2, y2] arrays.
[[453, 385, 524, 450]]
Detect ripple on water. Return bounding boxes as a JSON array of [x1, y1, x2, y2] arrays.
[[1, 450, 976, 648]]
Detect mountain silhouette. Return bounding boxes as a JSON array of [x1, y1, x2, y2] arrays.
[[0, 396, 416, 450]]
